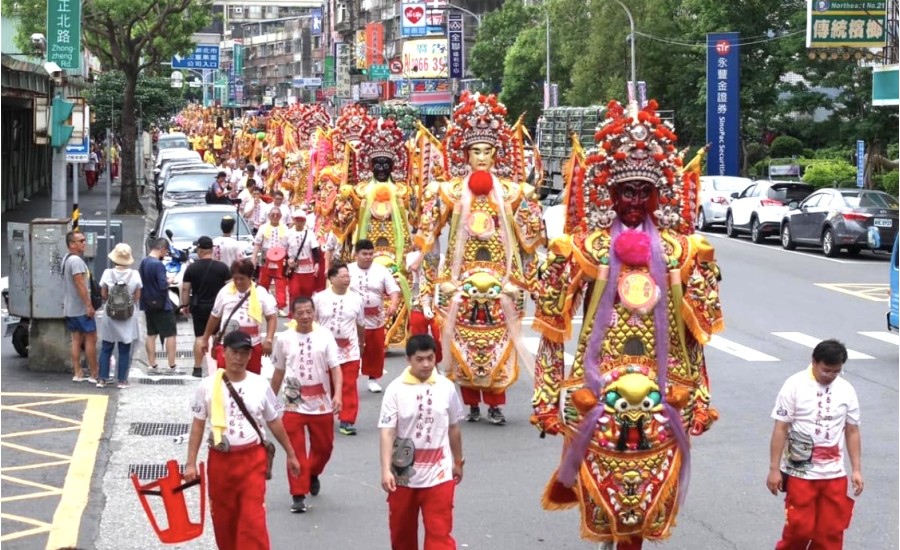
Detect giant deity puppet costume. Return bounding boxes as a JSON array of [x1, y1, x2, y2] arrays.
[[530, 99, 724, 549], [416, 92, 544, 425]]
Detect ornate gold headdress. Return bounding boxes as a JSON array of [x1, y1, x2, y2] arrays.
[[355, 117, 409, 182], [443, 91, 516, 179]]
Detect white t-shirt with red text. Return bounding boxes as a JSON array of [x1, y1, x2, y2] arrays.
[[314, 288, 365, 363], [211, 285, 277, 346], [378, 369, 464, 489], [771, 367, 861, 480], [349, 262, 400, 329], [272, 326, 340, 415], [287, 227, 320, 275], [192, 372, 282, 446]]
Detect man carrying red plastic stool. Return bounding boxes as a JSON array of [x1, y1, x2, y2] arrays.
[[314, 263, 366, 436], [271, 297, 342, 514], [286, 209, 321, 301], [184, 330, 300, 550], [252, 207, 290, 316], [349, 239, 400, 394], [406, 246, 442, 365]]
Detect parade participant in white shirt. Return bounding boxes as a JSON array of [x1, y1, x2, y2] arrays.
[[349, 239, 400, 394], [270, 190, 292, 220], [201, 259, 278, 375], [184, 330, 300, 550], [252, 207, 290, 315], [242, 185, 269, 232], [213, 216, 245, 269], [314, 263, 365, 436], [286, 209, 321, 301], [271, 297, 342, 513], [379, 334, 465, 550]]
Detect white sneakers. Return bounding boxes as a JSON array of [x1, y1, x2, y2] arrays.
[[367, 379, 382, 393]]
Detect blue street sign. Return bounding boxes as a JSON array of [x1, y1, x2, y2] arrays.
[[706, 32, 741, 177], [65, 137, 90, 163], [172, 45, 220, 69], [856, 140, 865, 188]]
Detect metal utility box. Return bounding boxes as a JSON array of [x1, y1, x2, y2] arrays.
[[78, 219, 124, 275], [536, 106, 605, 195], [6, 218, 72, 319]]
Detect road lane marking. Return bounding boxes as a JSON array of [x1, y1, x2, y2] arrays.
[[707, 335, 780, 361], [772, 332, 874, 360], [858, 331, 900, 346], [702, 232, 851, 264], [815, 283, 890, 302], [0, 513, 52, 541]]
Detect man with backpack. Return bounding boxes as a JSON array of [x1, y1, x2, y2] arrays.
[[182, 236, 232, 378], [98, 243, 142, 388], [63, 231, 100, 382], [139, 238, 178, 373]]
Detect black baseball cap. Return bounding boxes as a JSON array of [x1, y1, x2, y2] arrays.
[[223, 330, 253, 350], [196, 236, 214, 250]]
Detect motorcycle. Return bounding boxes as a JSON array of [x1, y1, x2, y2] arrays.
[[2, 287, 28, 357], [162, 230, 194, 315]]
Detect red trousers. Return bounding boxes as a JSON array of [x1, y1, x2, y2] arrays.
[[314, 261, 327, 292], [216, 343, 263, 375], [460, 387, 506, 407], [409, 310, 442, 364], [387, 480, 456, 550], [288, 272, 317, 302], [258, 267, 287, 309], [85, 170, 98, 188], [283, 411, 334, 496], [361, 326, 386, 379], [338, 360, 360, 424], [776, 475, 853, 550], [208, 445, 269, 550]]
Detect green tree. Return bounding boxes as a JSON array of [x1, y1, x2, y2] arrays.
[[470, 1, 540, 93], [86, 71, 187, 137], [3, 0, 212, 213], [499, 25, 546, 127]]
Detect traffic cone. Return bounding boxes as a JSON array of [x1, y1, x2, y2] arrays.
[[131, 460, 206, 544]]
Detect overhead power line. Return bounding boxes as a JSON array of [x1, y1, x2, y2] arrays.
[[633, 29, 806, 49]]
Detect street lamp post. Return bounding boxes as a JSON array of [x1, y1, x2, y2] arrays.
[[438, 3, 482, 26], [614, 0, 637, 95]]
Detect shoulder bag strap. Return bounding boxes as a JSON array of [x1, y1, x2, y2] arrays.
[[216, 292, 251, 344], [291, 230, 308, 264], [222, 374, 265, 443]]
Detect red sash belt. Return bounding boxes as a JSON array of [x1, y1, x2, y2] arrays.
[[364, 306, 381, 316], [414, 448, 444, 464], [335, 338, 351, 348], [300, 383, 326, 397], [812, 444, 841, 462], [237, 325, 260, 336]]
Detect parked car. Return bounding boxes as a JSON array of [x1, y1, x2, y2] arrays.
[[889, 235, 898, 331], [155, 132, 190, 156], [781, 188, 899, 257], [159, 168, 219, 209], [541, 192, 565, 243], [148, 204, 253, 255], [726, 180, 814, 242], [696, 176, 753, 230], [154, 148, 201, 180], [154, 160, 211, 206]]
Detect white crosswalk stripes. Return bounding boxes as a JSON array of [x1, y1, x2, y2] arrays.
[[858, 331, 900, 346], [707, 335, 779, 361], [772, 332, 874, 360]]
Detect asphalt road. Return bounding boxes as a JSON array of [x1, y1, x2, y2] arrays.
[[2, 216, 897, 549]]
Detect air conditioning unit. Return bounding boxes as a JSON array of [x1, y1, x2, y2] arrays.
[[233, 7, 243, 14]]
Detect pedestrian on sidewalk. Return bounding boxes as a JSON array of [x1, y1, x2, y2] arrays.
[[271, 297, 342, 513], [63, 231, 100, 382], [139, 238, 178, 373], [201, 258, 277, 375], [286, 209, 320, 302], [349, 239, 400, 394], [181, 236, 231, 378], [85, 149, 99, 190], [213, 216, 244, 269], [251, 207, 290, 316], [97, 243, 142, 388], [379, 334, 465, 550], [184, 330, 300, 550], [767, 339, 863, 550], [314, 263, 365, 436]]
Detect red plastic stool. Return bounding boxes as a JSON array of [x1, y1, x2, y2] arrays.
[[131, 460, 206, 544]]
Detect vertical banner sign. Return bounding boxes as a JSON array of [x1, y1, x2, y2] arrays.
[[366, 23, 385, 67], [311, 8, 323, 37], [637, 81, 648, 108], [706, 32, 741, 177], [402, 3, 428, 37], [324, 55, 336, 88], [626, 81, 636, 104], [47, 0, 82, 69], [447, 12, 464, 79], [356, 30, 368, 69], [856, 140, 865, 188], [336, 43, 352, 96]]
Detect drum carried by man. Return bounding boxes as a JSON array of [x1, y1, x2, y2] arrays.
[[251, 207, 291, 317]]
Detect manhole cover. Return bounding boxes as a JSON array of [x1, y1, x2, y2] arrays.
[[155, 350, 194, 359], [137, 378, 187, 386], [129, 422, 190, 437], [128, 463, 184, 480]]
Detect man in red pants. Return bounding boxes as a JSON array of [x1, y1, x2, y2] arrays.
[[286, 209, 321, 301], [314, 263, 365, 436], [379, 335, 465, 550], [767, 339, 863, 550], [271, 297, 342, 513], [184, 330, 300, 550], [349, 239, 400, 394], [252, 207, 290, 316]]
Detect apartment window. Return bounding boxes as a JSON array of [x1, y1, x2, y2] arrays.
[[336, 2, 349, 24], [248, 6, 261, 19], [313, 36, 321, 49]]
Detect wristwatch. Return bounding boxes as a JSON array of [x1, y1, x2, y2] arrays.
[[454, 457, 465, 467]]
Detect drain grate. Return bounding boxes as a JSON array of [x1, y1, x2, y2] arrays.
[[137, 378, 187, 386], [129, 422, 190, 437], [155, 350, 195, 359], [128, 463, 184, 480]]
